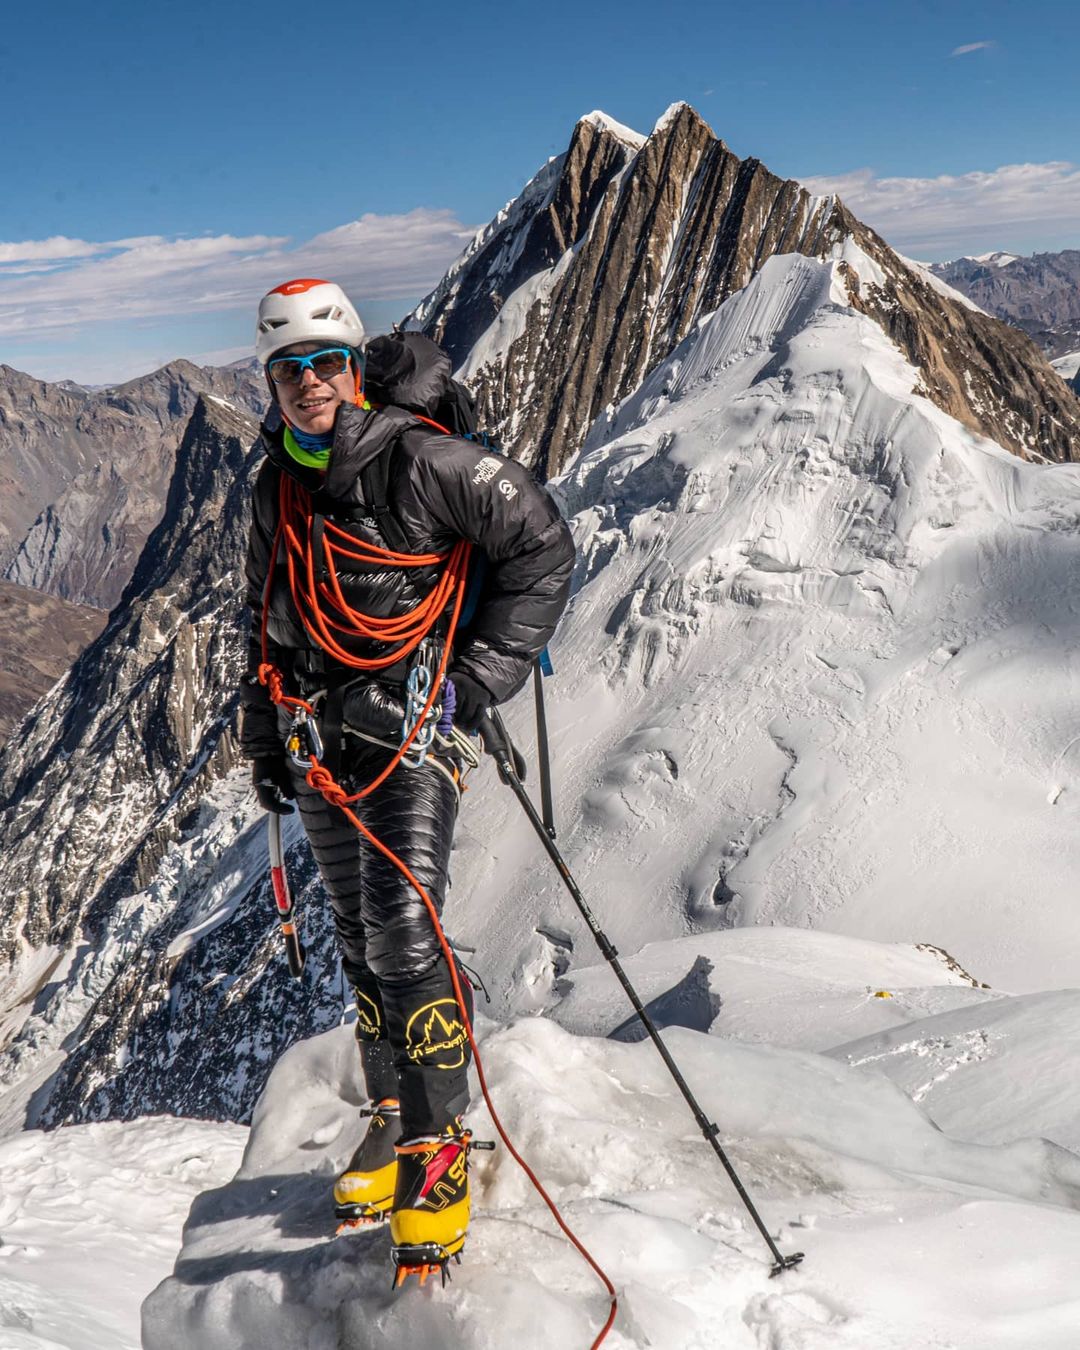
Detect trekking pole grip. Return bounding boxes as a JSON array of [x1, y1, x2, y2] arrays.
[[477, 710, 526, 784]]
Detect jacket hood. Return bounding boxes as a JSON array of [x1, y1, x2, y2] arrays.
[[363, 332, 453, 419]]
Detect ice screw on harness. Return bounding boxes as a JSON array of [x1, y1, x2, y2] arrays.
[[476, 709, 805, 1279]]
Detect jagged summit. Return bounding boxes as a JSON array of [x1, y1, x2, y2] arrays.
[[652, 99, 699, 135], [413, 109, 1078, 476], [578, 109, 645, 148]]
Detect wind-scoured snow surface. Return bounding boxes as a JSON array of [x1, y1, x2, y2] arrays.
[[0, 1117, 245, 1348], [7, 933, 1080, 1348], [126, 929, 1080, 1350]]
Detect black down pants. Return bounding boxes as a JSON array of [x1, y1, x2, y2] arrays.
[[288, 738, 472, 1137]]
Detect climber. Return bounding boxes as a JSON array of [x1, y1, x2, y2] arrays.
[[237, 278, 574, 1275]]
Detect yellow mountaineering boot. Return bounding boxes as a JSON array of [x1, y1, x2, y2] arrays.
[[333, 1098, 402, 1231], [389, 1122, 473, 1286]]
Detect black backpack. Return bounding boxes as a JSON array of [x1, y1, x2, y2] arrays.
[[360, 332, 495, 556]]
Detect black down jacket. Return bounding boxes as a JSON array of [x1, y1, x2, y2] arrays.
[[239, 344, 575, 758]]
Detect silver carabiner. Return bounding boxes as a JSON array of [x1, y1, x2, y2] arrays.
[[401, 638, 441, 767], [285, 707, 324, 769]]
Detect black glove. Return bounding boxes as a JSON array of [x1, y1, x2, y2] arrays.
[[252, 755, 296, 815], [448, 671, 493, 734]]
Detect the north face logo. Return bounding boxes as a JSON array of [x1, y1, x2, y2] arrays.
[[471, 457, 502, 485]]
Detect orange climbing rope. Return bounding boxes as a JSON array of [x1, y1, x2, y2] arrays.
[[255, 449, 618, 1347]]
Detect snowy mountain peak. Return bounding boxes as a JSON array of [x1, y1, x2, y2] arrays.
[[417, 108, 1078, 477], [652, 99, 699, 135], [578, 109, 646, 148]]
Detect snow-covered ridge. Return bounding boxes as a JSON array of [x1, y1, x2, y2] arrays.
[[407, 151, 569, 332], [533, 251, 1080, 996], [422, 102, 1077, 478]]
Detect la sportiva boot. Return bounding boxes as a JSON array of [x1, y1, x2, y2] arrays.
[[389, 1121, 476, 1287], [333, 1098, 402, 1232]]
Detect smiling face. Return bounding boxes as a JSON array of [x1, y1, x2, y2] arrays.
[[271, 341, 356, 435]]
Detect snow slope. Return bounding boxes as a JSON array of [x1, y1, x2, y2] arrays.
[[1052, 350, 1080, 381], [549, 926, 996, 1051], [137, 928, 1080, 1350], [10, 935, 1075, 1350], [831, 989, 1080, 1152], [0, 1118, 244, 1349], [436, 249, 1080, 1006]]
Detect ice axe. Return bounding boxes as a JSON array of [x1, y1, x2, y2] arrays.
[[476, 708, 804, 1277]]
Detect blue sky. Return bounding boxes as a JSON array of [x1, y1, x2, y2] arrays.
[[2, 0, 1078, 383]]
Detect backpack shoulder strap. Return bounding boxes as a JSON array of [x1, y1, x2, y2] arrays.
[[359, 407, 416, 555]]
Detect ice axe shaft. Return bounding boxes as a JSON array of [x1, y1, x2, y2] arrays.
[[476, 709, 803, 1277], [268, 812, 306, 979]]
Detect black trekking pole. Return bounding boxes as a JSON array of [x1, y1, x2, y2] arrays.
[[477, 710, 804, 1277], [532, 658, 557, 839], [268, 812, 306, 979]]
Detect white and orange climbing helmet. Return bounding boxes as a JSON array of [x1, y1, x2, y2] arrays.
[[255, 278, 366, 365]]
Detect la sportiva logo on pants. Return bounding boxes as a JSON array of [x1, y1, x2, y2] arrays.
[[405, 1000, 468, 1069], [354, 989, 382, 1041]]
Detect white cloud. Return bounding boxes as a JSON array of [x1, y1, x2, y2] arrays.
[[0, 210, 475, 342], [0, 235, 165, 264], [803, 161, 1080, 254], [950, 41, 995, 57]]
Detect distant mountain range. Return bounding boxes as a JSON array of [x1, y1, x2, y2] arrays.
[[0, 358, 267, 612], [931, 250, 1080, 360], [0, 580, 105, 740], [0, 360, 267, 732]]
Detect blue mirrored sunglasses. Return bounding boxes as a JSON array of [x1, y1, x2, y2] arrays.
[[267, 347, 352, 385]]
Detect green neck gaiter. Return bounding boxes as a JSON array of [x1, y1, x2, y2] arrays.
[[283, 426, 332, 470]]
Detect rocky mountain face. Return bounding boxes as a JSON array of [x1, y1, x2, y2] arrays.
[[0, 396, 346, 1126], [413, 104, 1079, 475], [0, 359, 266, 611], [0, 581, 106, 741], [931, 250, 1080, 359]]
